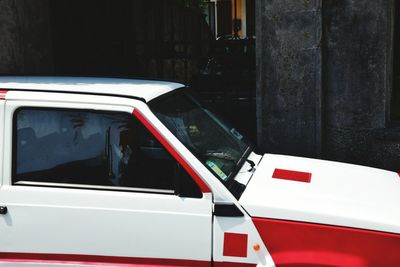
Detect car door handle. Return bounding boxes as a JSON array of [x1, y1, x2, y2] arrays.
[[0, 206, 7, 215]]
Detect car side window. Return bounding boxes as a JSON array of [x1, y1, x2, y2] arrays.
[[13, 108, 201, 197]]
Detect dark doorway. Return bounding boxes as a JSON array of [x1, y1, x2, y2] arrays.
[[246, 0, 255, 37], [49, 0, 256, 140], [216, 0, 232, 37], [191, 0, 256, 140], [50, 0, 211, 83]]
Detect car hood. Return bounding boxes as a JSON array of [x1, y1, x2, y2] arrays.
[[239, 154, 400, 234]]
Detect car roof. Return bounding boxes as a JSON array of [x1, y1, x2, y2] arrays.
[[0, 76, 184, 102]]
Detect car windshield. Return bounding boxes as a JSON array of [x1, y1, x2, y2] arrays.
[[149, 88, 251, 188]]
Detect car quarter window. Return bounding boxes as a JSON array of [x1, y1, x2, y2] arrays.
[[12, 108, 201, 197]]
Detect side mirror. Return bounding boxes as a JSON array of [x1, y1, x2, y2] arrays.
[[214, 203, 244, 217]]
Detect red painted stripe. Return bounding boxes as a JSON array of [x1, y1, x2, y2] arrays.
[[0, 252, 255, 267], [223, 233, 248, 257], [133, 109, 211, 193], [253, 217, 400, 266], [214, 262, 255, 267], [272, 168, 311, 183], [0, 252, 208, 266], [0, 90, 8, 100]]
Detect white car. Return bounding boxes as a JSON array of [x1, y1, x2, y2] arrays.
[[0, 77, 399, 267]]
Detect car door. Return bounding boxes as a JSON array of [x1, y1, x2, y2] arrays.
[[0, 97, 212, 266]]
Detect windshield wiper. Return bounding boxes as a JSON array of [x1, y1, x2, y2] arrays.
[[246, 159, 255, 172], [226, 145, 253, 181]]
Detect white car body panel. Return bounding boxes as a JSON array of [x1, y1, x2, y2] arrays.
[[212, 152, 273, 266], [213, 215, 275, 266], [240, 153, 400, 234], [1, 76, 399, 266], [0, 76, 183, 102], [0, 185, 212, 261], [0, 98, 4, 187], [0, 97, 213, 265]]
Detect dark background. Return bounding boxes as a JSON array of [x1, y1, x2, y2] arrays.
[[0, 0, 400, 171]]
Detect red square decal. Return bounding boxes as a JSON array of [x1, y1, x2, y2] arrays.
[[223, 232, 248, 257]]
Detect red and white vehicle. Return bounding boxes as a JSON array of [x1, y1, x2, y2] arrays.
[[0, 77, 399, 267]]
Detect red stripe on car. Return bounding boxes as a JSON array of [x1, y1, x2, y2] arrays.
[[214, 263, 255, 267], [0, 252, 208, 266], [253, 217, 400, 266], [0, 90, 8, 100], [272, 168, 312, 183], [0, 252, 255, 267], [133, 109, 211, 193]]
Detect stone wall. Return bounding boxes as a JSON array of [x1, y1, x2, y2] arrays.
[[256, 0, 322, 157], [257, 0, 400, 171], [0, 0, 53, 75], [321, 0, 398, 170]]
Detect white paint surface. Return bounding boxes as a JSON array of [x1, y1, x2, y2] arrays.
[[240, 154, 400, 234], [0, 76, 183, 102]]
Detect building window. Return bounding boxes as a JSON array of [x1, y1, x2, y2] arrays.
[[211, 0, 255, 39], [13, 108, 201, 197], [392, 3, 400, 120]]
